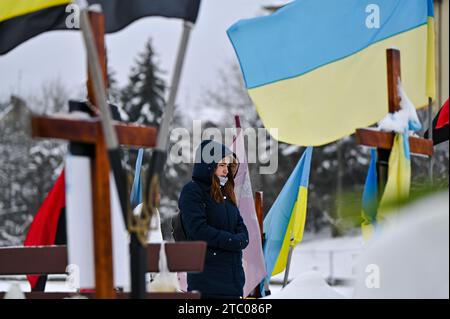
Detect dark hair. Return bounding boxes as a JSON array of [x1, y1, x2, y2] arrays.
[[210, 165, 238, 206]]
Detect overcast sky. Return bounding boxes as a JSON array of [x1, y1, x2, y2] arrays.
[[0, 0, 277, 117]]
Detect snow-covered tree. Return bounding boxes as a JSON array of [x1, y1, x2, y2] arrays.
[[121, 39, 166, 127], [0, 96, 65, 246]]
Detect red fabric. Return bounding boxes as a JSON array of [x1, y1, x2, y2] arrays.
[[24, 171, 65, 289], [436, 99, 449, 129]]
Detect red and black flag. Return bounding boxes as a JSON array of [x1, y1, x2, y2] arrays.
[[425, 99, 449, 146], [24, 170, 66, 290], [0, 0, 202, 55]]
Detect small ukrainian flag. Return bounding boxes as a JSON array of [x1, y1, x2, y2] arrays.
[[262, 147, 313, 282]]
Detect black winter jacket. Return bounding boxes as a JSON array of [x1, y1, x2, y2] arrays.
[[178, 140, 249, 298]]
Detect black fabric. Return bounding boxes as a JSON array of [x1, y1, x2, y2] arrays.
[[1, 0, 202, 55], [54, 208, 67, 245], [171, 211, 187, 242], [172, 181, 206, 242], [178, 140, 249, 298], [425, 106, 449, 146], [424, 101, 449, 145], [31, 275, 48, 293], [90, 0, 202, 32], [431, 125, 449, 145], [68, 100, 122, 120], [68, 100, 122, 157], [31, 207, 67, 292], [0, 6, 68, 55]]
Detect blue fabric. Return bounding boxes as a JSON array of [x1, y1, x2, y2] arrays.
[[227, 0, 430, 89], [130, 148, 144, 210], [362, 149, 379, 225], [428, 0, 435, 17], [261, 147, 312, 295], [402, 132, 411, 160], [179, 140, 249, 298]]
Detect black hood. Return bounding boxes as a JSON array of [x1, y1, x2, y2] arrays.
[[192, 140, 239, 186]]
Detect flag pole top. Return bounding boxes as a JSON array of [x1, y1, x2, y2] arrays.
[[235, 115, 241, 129]]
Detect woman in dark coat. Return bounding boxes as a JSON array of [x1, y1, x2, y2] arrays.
[[178, 140, 249, 299]]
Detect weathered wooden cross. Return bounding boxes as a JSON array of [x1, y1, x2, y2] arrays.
[[27, 11, 205, 299], [356, 48, 434, 196]]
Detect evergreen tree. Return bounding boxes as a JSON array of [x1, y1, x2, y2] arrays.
[[121, 39, 166, 127], [107, 68, 122, 108], [0, 97, 65, 246], [119, 39, 188, 238]]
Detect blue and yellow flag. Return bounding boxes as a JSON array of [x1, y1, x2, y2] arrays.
[[130, 148, 144, 210], [263, 147, 313, 281], [362, 133, 412, 241], [228, 0, 436, 146], [378, 133, 411, 221], [361, 149, 379, 241]]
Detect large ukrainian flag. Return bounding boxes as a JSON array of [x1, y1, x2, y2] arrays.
[[228, 0, 436, 146]]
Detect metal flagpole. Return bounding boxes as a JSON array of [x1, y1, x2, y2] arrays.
[[428, 97, 434, 183], [76, 1, 129, 224], [129, 21, 193, 299], [76, 0, 195, 298], [156, 21, 193, 152], [282, 243, 294, 288], [76, 0, 142, 300]]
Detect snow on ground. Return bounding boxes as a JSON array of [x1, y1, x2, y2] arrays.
[[267, 191, 449, 299], [265, 271, 347, 299], [271, 235, 363, 282], [267, 234, 363, 299], [0, 275, 76, 293], [353, 192, 449, 299], [1, 234, 363, 297], [2, 191, 448, 299]]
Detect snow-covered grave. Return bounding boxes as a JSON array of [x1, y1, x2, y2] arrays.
[[0, 275, 75, 294], [353, 192, 449, 299], [2, 192, 448, 299], [268, 235, 362, 299], [265, 191, 449, 299]]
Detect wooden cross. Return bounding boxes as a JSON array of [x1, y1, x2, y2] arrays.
[[24, 7, 210, 300], [30, 11, 158, 299], [356, 49, 434, 195]]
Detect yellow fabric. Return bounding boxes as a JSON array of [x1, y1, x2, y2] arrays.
[[378, 134, 411, 221], [248, 25, 430, 146], [272, 187, 308, 276], [361, 223, 375, 242], [426, 17, 436, 100], [0, 0, 71, 23], [271, 203, 295, 276], [290, 187, 308, 247]]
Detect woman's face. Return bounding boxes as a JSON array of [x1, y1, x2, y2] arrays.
[[215, 157, 230, 178]]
